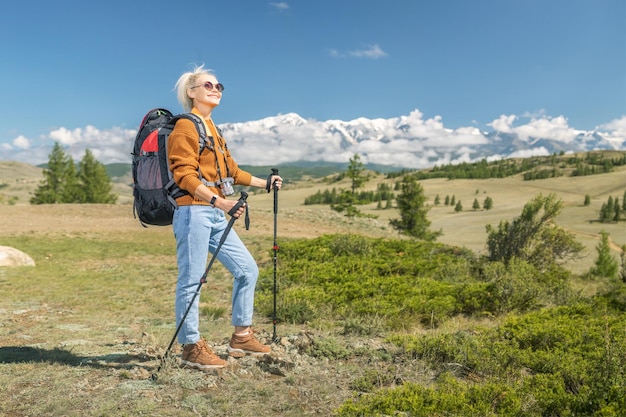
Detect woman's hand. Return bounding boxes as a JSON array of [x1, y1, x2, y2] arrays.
[[216, 197, 245, 218], [270, 175, 283, 190]]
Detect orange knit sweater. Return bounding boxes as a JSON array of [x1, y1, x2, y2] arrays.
[[167, 109, 252, 206]]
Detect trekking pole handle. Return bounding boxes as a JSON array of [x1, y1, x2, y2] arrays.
[[266, 168, 280, 193], [227, 191, 248, 217]]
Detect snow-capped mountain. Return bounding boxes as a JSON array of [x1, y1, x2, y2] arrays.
[[218, 110, 626, 169], [4, 109, 624, 169]]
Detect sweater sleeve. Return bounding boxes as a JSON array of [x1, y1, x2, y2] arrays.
[[167, 119, 204, 195]]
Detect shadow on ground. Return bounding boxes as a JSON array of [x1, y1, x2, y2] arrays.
[[0, 345, 156, 370]]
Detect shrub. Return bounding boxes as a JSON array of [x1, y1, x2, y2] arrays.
[[307, 337, 350, 360], [380, 299, 626, 416], [257, 235, 573, 329], [349, 368, 398, 392], [338, 373, 524, 417], [486, 193, 583, 270]]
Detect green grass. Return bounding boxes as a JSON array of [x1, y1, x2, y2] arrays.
[[0, 228, 271, 416]]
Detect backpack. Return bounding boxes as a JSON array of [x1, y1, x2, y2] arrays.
[[131, 108, 212, 227]]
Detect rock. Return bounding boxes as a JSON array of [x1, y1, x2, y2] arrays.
[[0, 246, 35, 266]]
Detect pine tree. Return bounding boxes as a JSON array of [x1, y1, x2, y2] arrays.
[[620, 245, 626, 283], [62, 157, 81, 203], [31, 144, 118, 204], [346, 154, 366, 196], [472, 198, 480, 210], [607, 196, 615, 218], [483, 196, 493, 210], [78, 149, 117, 204], [599, 202, 610, 223], [31, 142, 75, 204], [331, 154, 367, 217], [590, 231, 618, 278], [390, 176, 440, 241], [454, 201, 463, 212], [584, 194, 591, 206], [614, 199, 622, 222]]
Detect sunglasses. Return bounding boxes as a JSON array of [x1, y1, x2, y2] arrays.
[[190, 81, 225, 92]]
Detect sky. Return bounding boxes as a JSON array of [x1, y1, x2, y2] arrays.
[[0, 0, 624, 165]]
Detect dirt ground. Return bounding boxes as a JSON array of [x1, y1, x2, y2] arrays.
[[0, 200, 389, 238]]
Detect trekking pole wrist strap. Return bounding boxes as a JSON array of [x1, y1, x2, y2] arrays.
[[227, 191, 250, 230], [265, 174, 273, 193], [266, 168, 279, 193]]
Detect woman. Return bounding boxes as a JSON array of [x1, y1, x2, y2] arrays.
[[167, 65, 283, 371]]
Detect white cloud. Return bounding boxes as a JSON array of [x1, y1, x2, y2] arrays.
[[488, 114, 585, 143], [508, 147, 551, 159], [449, 127, 489, 146], [488, 114, 516, 132], [270, 2, 289, 10], [1, 110, 624, 169], [514, 115, 583, 143], [598, 115, 626, 136], [13, 135, 31, 150], [330, 44, 388, 59], [349, 44, 388, 59], [43, 125, 136, 163], [0, 125, 137, 165], [50, 126, 94, 146]]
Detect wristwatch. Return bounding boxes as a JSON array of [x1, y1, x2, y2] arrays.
[[209, 196, 217, 207]]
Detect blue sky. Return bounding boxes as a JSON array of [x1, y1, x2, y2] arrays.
[[0, 0, 624, 164]]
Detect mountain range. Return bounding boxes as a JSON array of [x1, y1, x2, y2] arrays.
[[4, 109, 624, 170], [217, 110, 626, 170]]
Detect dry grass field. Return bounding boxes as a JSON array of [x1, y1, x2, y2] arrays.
[[1, 158, 624, 249], [0, 158, 624, 416], [2, 162, 624, 273]]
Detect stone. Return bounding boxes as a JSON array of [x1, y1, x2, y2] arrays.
[[0, 246, 35, 266]]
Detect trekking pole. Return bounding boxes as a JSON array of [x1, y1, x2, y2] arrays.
[[270, 168, 279, 342], [152, 191, 249, 380]]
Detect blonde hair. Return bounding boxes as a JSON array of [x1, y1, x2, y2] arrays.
[[174, 64, 216, 112]]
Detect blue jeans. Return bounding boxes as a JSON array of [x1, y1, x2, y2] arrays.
[[172, 205, 259, 345]]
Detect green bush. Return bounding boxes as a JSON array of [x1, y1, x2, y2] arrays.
[[380, 299, 626, 416], [349, 368, 398, 393], [257, 235, 572, 329], [338, 373, 524, 417], [255, 234, 626, 415], [306, 337, 351, 360], [340, 315, 385, 336]]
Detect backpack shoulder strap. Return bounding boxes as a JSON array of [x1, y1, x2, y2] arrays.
[[177, 113, 215, 154]]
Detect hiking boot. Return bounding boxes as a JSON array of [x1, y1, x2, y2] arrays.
[[181, 338, 227, 370], [227, 330, 271, 358]]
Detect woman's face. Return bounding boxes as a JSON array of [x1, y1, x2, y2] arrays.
[[188, 74, 223, 109]]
